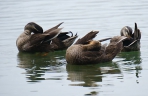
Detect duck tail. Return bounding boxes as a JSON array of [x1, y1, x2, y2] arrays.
[[44, 22, 64, 34], [43, 28, 63, 43], [133, 23, 141, 40], [75, 30, 99, 44]]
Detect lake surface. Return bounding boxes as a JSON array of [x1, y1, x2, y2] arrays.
[[0, 0, 148, 96]]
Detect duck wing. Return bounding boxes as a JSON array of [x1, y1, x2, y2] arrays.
[[74, 50, 105, 64], [123, 38, 140, 51], [56, 31, 73, 40], [43, 22, 63, 42], [51, 32, 78, 50], [30, 28, 63, 45], [75, 30, 99, 44]]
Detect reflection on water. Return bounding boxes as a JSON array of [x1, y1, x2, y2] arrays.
[[117, 51, 142, 79], [16, 48, 143, 95], [17, 51, 142, 84], [118, 51, 142, 64], [66, 62, 121, 87], [84, 91, 98, 96], [17, 51, 66, 82]]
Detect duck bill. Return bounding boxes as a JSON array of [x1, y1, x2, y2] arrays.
[[116, 36, 128, 45]]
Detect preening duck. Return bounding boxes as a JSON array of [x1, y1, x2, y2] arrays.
[[120, 23, 141, 51], [16, 22, 77, 52], [66, 31, 127, 64]]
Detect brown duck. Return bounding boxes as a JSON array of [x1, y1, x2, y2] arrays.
[[16, 22, 77, 52], [66, 31, 127, 64], [120, 23, 141, 51]]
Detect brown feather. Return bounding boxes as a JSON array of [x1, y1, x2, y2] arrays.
[[75, 30, 99, 44], [44, 22, 64, 34]]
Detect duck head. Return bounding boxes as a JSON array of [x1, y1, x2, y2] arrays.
[[17, 22, 42, 51], [24, 22, 43, 34], [120, 26, 133, 38]]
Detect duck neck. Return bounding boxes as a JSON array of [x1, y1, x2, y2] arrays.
[[104, 43, 122, 62], [16, 30, 32, 51], [24, 30, 32, 35]]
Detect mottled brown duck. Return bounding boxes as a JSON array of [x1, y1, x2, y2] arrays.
[[120, 23, 141, 51], [16, 22, 77, 52], [66, 31, 127, 64]]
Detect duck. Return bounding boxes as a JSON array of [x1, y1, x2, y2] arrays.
[[120, 23, 141, 51], [16, 22, 77, 52], [66, 30, 127, 64]]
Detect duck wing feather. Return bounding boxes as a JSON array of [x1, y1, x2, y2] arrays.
[[75, 31, 99, 44]]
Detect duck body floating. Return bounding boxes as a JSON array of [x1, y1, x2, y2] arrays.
[[120, 23, 141, 51], [16, 22, 77, 52], [66, 31, 127, 65]]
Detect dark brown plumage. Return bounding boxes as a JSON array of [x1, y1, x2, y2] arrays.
[[120, 23, 141, 51], [66, 31, 127, 64], [16, 22, 77, 52]]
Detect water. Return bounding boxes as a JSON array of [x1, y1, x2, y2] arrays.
[[0, 0, 148, 96]]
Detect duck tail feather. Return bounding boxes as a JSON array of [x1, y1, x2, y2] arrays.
[[75, 30, 99, 44], [133, 23, 141, 40], [44, 22, 64, 34], [43, 28, 63, 42]]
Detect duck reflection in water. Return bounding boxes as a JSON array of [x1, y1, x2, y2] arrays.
[[118, 51, 141, 64], [17, 51, 66, 82], [66, 62, 121, 87], [117, 51, 142, 79]]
